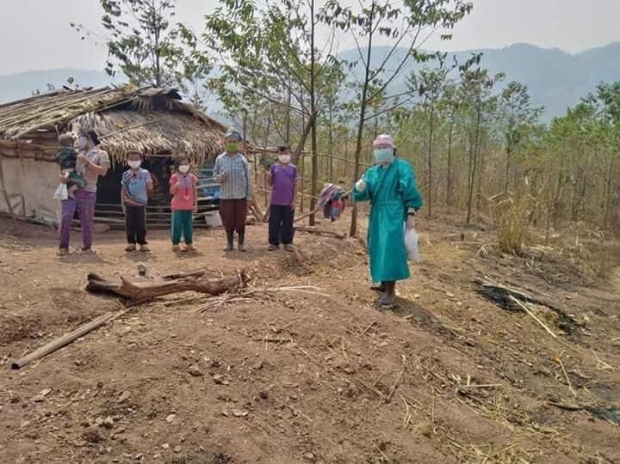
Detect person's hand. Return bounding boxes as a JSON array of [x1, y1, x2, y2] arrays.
[[219, 172, 228, 182], [290, 201, 295, 211], [246, 198, 253, 205], [266, 171, 273, 180], [193, 204, 198, 213], [406, 214, 416, 230], [58, 173, 68, 184], [121, 203, 126, 214], [355, 178, 366, 192], [76, 154, 90, 165]]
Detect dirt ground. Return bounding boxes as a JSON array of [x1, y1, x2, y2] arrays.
[[0, 212, 619, 464]]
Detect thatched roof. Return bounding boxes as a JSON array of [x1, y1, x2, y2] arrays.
[[0, 86, 228, 163]]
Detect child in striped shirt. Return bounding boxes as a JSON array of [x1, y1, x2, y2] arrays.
[[214, 128, 252, 252], [121, 151, 153, 252]]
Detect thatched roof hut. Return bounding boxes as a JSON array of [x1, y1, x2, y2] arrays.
[[0, 86, 228, 225], [0, 85, 227, 164]]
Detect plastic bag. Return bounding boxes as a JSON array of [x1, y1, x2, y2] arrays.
[[404, 226, 421, 263], [53, 183, 68, 201]]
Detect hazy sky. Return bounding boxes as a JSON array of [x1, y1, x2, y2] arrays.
[[1, 0, 619, 76]]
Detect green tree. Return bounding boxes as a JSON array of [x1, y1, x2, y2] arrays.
[[73, 0, 209, 88], [458, 67, 502, 224], [204, 0, 341, 223], [321, 0, 473, 236], [497, 82, 542, 193]]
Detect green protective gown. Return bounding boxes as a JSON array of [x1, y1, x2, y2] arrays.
[[353, 158, 423, 282]]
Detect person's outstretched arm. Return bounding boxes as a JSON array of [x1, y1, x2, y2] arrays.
[[352, 169, 372, 203]]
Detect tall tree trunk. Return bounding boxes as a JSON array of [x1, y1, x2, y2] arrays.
[[427, 104, 435, 219], [504, 144, 512, 195], [309, 0, 318, 226], [349, 20, 375, 237], [328, 106, 334, 181], [604, 155, 614, 228], [446, 118, 454, 208], [466, 103, 482, 225], [476, 137, 486, 212], [285, 83, 292, 143]]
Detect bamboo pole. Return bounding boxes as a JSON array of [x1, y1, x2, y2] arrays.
[[509, 296, 558, 338], [11, 311, 120, 370]]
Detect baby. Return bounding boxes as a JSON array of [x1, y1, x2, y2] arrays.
[[56, 133, 86, 199]]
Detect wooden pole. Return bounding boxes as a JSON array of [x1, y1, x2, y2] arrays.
[[11, 311, 119, 370], [0, 159, 18, 230]]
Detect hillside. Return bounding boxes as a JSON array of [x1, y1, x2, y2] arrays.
[[1, 213, 619, 463], [338, 42, 620, 120], [1, 42, 620, 120]]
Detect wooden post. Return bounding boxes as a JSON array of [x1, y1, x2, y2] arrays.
[[0, 158, 18, 229], [12, 312, 119, 369]]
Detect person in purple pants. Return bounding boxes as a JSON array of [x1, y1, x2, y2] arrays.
[[57, 130, 109, 256], [266, 144, 297, 252]]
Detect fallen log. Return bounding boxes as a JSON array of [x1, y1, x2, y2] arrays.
[[11, 311, 122, 370], [295, 225, 346, 239], [87, 270, 251, 306]]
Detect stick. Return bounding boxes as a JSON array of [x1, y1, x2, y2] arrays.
[[256, 337, 294, 344], [161, 270, 206, 281], [547, 401, 583, 411], [509, 296, 557, 338], [293, 206, 322, 224], [11, 311, 120, 369], [295, 225, 346, 239], [556, 355, 577, 398], [458, 383, 502, 389], [386, 368, 405, 403]]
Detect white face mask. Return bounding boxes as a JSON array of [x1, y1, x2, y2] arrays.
[[278, 154, 291, 164], [77, 137, 87, 150], [178, 165, 190, 174], [128, 160, 141, 169]]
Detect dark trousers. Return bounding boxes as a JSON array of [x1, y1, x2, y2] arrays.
[[269, 204, 295, 246], [125, 205, 147, 245], [219, 199, 247, 235]]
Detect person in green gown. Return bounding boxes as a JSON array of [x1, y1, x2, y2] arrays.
[[353, 134, 423, 307]]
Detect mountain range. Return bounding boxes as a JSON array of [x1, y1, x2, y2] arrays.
[[1, 43, 619, 122]]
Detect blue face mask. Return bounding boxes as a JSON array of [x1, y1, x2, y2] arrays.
[[373, 148, 394, 164]]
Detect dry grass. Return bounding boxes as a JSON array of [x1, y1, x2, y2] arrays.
[[488, 194, 532, 256]]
